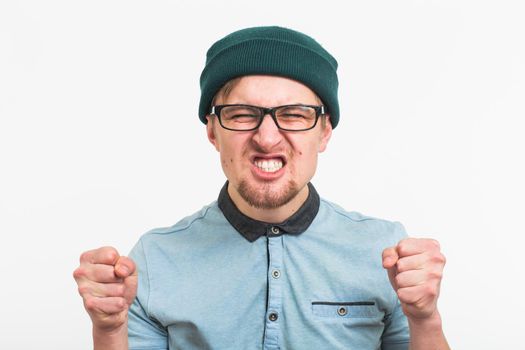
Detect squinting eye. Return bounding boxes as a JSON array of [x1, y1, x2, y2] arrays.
[[230, 113, 258, 119], [222, 107, 261, 124], [277, 107, 315, 120], [222, 107, 257, 117], [280, 113, 307, 119], [226, 113, 259, 122]]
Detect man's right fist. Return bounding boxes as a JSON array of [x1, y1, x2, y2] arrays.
[[73, 247, 138, 332]]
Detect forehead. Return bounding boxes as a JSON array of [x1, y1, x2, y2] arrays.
[[220, 75, 320, 106]]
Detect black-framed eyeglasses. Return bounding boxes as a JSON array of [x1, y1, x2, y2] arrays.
[[210, 104, 326, 131]]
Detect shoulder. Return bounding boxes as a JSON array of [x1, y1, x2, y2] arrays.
[[314, 197, 407, 245], [136, 200, 233, 247], [144, 201, 220, 236], [129, 200, 240, 264]]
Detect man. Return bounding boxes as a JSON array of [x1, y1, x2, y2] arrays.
[[74, 26, 449, 349]]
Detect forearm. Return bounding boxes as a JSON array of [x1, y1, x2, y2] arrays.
[[93, 324, 128, 350], [408, 311, 450, 350]]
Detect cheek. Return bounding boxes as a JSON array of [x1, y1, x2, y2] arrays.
[[301, 144, 320, 166], [289, 141, 318, 172], [221, 157, 234, 167], [290, 138, 317, 159], [219, 140, 244, 171]]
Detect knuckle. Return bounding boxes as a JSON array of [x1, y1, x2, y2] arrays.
[[73, 267, 84, 280], [430, 239, 441, 249], [429, 269, 443, 280], [397, 238, 413, 254], [84, 297, 97, 312], [116, 297, 127, 309], [399, 237, 411, 244], [402, 237, 416, 245], [414, 300, 429, 312], [102, 247, 119, 264], [432, 253, 446, 265], [78, 285, 90, 296], [79, 251, 90, 263], [425, 284, 438, 297], [397, 288, 407, 301], [397, 244, 409, 256]]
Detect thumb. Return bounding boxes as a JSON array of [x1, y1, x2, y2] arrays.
[[382, 247, 398, 269], [114, 256, 136, 278], [382, 247, 399, 291], [115, 256, 138, 305], [123, 268, 138, 305]]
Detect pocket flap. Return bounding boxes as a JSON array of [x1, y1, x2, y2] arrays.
[[312, 301, 378, 318]]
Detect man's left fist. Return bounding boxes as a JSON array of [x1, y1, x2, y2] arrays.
[[382, 238, 446, 320]]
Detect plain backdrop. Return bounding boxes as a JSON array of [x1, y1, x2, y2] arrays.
[[1, 0, 524, 348]]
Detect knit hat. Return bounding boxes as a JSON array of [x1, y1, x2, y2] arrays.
[[198, 26, 340, 128]]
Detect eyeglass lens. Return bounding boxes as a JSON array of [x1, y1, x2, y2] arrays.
[[219, 105, 317, 131]]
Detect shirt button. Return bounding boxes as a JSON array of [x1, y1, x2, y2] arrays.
[[271, 269, 281, 279], [268, 312, 278, 321], [337, 307, 348, 316], [270, 226, 280, 235]]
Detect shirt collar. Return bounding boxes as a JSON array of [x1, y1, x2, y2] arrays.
[[217, 181, 320, 242]]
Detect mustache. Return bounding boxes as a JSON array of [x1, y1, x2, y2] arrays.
[[242, 144, 292, 159]]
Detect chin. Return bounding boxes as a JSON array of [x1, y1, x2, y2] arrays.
[[237, 178, 300, 210]]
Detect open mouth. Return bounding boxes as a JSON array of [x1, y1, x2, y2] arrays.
[[253, 156, 285, 173]]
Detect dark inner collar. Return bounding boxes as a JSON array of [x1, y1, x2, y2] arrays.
[[218, 181, 320, 242]]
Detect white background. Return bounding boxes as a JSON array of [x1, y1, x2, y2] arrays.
[[1, 0, 524, 348]]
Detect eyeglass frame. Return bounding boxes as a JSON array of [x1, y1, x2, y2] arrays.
[[209, 104, 326, 132]]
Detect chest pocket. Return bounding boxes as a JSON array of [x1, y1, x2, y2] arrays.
[[312, 301, 380, 319]]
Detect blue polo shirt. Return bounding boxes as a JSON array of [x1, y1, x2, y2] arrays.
[[128, 183, 409, 349]]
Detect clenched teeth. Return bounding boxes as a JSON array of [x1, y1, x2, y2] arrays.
[[254, 159, 283, 173]]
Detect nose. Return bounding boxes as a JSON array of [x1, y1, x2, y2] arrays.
[[252, 113, 283, 151]]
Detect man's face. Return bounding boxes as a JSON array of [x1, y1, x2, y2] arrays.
[[207, 75, 332, 211]]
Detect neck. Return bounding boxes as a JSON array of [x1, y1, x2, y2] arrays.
[[227, 183, 310, 223]]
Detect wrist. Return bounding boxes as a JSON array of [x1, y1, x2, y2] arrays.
[[407, 309, 443, 332], [93, 323, 128, 349], [407, 310, 450, 349]]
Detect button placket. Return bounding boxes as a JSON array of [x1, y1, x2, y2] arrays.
[[263, 234, 284, 349]]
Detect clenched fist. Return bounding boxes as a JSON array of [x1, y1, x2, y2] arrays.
[[382, 238, 446, 321], [73, 247, 138, 333]]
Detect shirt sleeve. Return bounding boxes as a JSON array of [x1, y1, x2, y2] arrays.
[[128, 238, 168, 350], [381, 297, 410, 350], [381, 221, 410, 350]]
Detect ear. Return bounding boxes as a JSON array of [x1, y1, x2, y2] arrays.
[[206, 115, 220, 152], [318, 116, 333, 153]]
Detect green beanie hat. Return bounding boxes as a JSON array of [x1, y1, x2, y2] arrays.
[[199, 26, 340, 128]]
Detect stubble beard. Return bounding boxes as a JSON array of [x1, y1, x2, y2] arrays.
[[237, 178, 300, 210]]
